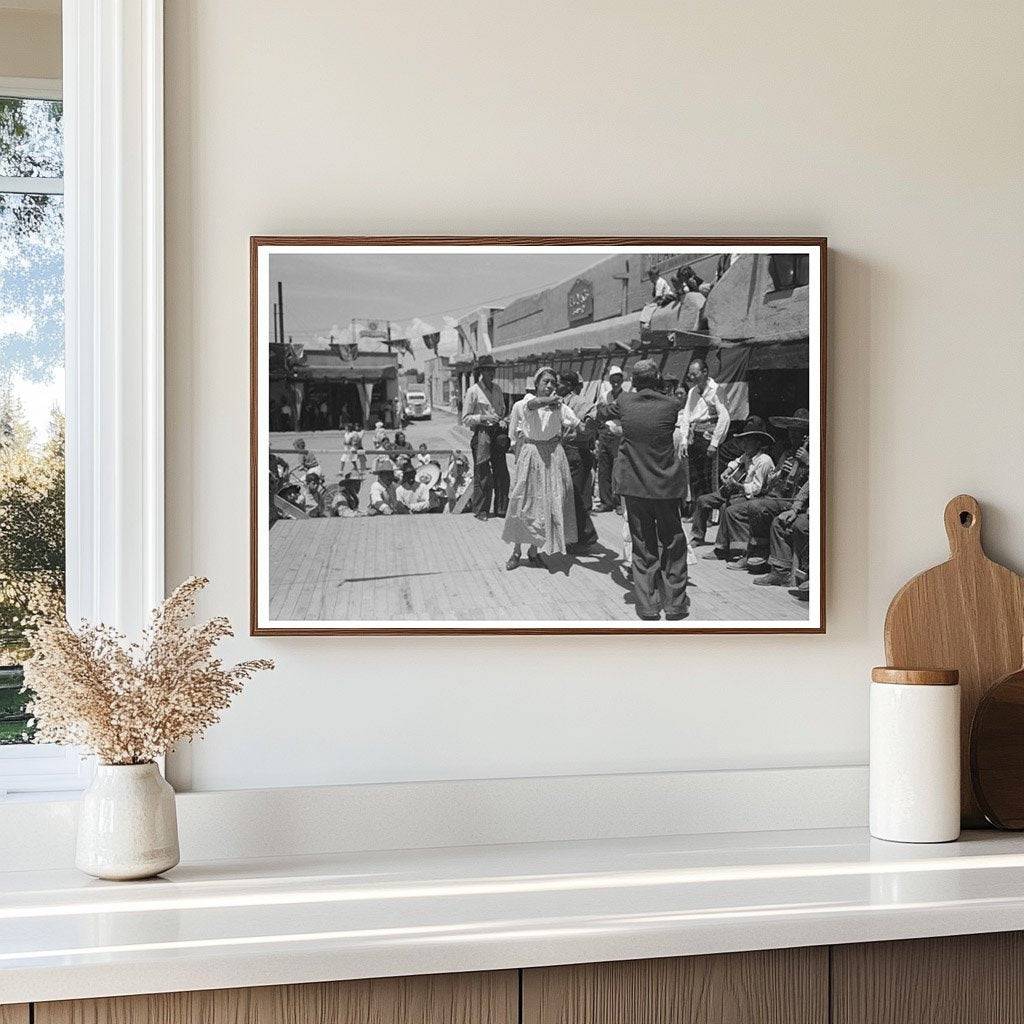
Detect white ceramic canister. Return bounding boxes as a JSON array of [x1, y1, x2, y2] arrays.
[[76, 762, 180, 880], [869, 667, 961, 843]]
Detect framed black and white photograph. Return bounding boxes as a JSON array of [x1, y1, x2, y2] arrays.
[[250, 237, 826, 634]]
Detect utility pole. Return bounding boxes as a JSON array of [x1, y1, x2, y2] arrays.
[[277, 280, 285, 350]]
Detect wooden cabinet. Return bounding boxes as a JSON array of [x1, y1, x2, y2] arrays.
[[522, 948, 828, 1024], [24, 932, 1024, 1024], [832, 932, 1024, 1024], [34, 971, 517, 1024]]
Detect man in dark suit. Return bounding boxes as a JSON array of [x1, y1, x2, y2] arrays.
[[603, 359, 689, 621]]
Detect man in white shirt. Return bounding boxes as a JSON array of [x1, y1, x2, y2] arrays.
[[366, 456, 405, 516], [461, 354, 509, 520], [675, 356, 731, 507], [692, 418, 775, 555], [647, 268, 677, 306], [396, 468, 432, 514], [595, 365, 630, 513]]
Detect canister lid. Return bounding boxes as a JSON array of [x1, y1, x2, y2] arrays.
[[871, 666, 959, 686]]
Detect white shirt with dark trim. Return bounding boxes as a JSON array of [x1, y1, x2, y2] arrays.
[[676, 377, 731, 450]]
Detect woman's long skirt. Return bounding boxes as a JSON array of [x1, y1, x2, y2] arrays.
[[501, 437, 577, 554]]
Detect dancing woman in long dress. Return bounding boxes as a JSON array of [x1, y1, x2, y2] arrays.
[[502, 366, 580, 570]]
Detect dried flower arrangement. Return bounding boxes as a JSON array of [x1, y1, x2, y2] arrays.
[[22, 577, 273, 765]]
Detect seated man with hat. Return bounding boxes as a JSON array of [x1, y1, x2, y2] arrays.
[[366, 456, 406, 516], [713, 408, 810, 568], [692, 417, 775, 555]]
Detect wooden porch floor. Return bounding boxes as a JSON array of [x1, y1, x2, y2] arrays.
[[268, 511, 808, 625]]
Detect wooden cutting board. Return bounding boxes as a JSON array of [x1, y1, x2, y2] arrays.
[[884, 494, 1024, 826]]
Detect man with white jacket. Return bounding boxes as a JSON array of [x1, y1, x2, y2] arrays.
[[675, 356, 731, 506]]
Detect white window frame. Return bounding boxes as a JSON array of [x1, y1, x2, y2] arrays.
[[0, 0, 165, 798]]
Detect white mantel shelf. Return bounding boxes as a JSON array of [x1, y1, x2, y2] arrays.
[[4, 827, 1024, 1004]]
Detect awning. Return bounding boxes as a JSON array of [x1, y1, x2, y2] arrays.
[[294, 349, 398, 381], [491, 311, 645, 363], [295, 365, 397, 381], [641, 332, 809, 371]]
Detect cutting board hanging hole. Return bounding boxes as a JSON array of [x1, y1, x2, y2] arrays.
[[944, 494, 982, 557]]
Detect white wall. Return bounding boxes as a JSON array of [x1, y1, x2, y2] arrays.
[[164, 0, 1024, 792]]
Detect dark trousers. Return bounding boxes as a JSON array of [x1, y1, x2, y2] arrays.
[[470, 429, 510, 516], [769, 513, 810, 573], [567, 451, 598, 547], [717, 496, 789, 554], [625, 497, 689, 619], [687, 433, 717, 502], [691, 491, 725, 541], [596, 433, 621, 509]]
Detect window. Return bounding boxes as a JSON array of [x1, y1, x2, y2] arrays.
[[767, 253, 810, 293], [1, 6, 166, 798], [0, 87, 65, 753]]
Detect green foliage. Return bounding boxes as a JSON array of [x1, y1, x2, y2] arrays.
[[0, 97, 63, 178], [0, 395, 65, 742]]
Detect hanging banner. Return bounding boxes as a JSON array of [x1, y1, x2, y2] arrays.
[[351, 318, 390, 343], [712, 345, 751, 422], [358, 381, 375, 425]]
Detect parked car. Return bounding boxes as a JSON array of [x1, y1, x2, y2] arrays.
[[402, 389, 432, 420]]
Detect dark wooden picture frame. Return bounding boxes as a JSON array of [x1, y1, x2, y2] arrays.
[[250, 236, 827, 635]]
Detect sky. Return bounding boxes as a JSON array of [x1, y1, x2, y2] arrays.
[[1, 98, 64, 447], [268, 251, 602, 347]]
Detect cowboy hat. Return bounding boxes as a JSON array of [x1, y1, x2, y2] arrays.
[[769, 408, 810, 430], [734, 415, 774, 444], [475, 354, 497, 368], [372, 455, 396, 474]]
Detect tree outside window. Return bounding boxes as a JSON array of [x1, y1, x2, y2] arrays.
[[0, 95, 65, 744]]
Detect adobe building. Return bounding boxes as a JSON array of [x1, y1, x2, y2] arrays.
[[268, 342, 400, 431], [478, 251, 810, 424]]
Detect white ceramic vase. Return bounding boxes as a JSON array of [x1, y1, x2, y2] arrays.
[[76, 762, 180, 880]]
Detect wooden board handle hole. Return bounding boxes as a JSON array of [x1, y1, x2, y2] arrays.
[[944, 494, 982, 556]]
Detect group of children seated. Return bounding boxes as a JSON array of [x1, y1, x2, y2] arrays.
[[270, 429, 471, 520], [364, 454, 468, 516]]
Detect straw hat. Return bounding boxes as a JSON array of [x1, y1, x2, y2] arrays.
[[372, 455, 396, 474], [769, 408, 810, 430], [416, 461, 442, 489]]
